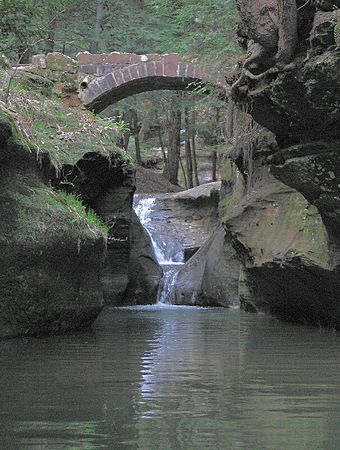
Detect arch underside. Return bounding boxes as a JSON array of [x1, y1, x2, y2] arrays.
[[85, 76, 223, 113]]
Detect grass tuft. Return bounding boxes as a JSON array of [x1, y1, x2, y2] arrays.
[[0, 70, 133, 169], [56, 191, 109, 235]]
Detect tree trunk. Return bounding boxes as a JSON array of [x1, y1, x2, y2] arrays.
[[122, 109, 142, 164], [155, 110, 167, 169], [212, 150, 217, 182], [184, 107, 193, 188], [191, 110, 199, 186], [179, 156, 188, 189], [90, 0, 105, 53], [163, 92, 181, 185], [211, 107, 220, 182], [134, 135, 142, 165]]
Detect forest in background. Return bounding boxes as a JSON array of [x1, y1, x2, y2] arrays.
[[0, 0, 240, 186]]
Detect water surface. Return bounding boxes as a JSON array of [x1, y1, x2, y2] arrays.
[[1, 307, 340, 449]]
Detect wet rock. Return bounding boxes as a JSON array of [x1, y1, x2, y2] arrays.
[[123, 212, 163, 305], [173, 228, 240, 307], [223, 171, 340, 328], [147, 182, 221, 259], [184, 246, 200, 261]]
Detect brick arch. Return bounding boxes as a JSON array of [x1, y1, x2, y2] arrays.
[[77, 52, 225, 112]]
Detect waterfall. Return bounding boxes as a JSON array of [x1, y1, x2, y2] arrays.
[[133, 195, 184, 304]]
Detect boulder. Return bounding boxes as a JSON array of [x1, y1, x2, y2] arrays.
[[173, 228, 240, 307], [144, 182, 221, 260], [123, 212, 163, 305]]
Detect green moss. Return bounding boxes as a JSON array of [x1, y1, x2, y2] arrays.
[[56, 191, 109, 235], [219, 160, 245, 218], [0, 109, 33, 152], [10, 180, 108, 243], [230, 187, 329, 269], [1, 69, 132, 169]]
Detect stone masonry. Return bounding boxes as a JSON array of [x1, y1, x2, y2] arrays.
[[28, 51, 225, 112], [76, 52, 225, 112]]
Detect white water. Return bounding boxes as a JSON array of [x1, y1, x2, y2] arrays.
[[133, 195, 184, 304]]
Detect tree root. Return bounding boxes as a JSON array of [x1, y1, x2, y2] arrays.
[[230, 61, 296, 98]]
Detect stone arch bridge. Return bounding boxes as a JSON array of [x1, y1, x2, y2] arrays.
[[76, 52, 225, 112]]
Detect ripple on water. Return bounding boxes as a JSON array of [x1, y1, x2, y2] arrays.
[[1, 309, 340, 449]]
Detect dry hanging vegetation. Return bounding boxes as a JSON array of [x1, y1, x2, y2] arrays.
[[0, 69, 132, 169]]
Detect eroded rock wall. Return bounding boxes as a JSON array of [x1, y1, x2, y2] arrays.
[[123, 212, 163, 305], [46, 152, 162, 307], [0, 111, 105, 338], [220, 0, 340, 328], [231, 0, 340, 233]]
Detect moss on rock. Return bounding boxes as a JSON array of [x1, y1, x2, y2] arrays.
[[0, 105, 107, 338]]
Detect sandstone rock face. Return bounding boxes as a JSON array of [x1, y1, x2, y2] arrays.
[[44, 151, 135, 306], [173, 228, 240, 307], [147, 182, 221, 258], [231, 2, 340, 229], [222, 142, 340, 327], [48, 151, 163, 306], [270, 140, 340, 236], [229, 179, 340, 329], [123, 212, 163, 305], [236, 0, 278, 49], [0, 111, 105, 338], [250, 9, 339, 234], [225, 1, 340, 328]]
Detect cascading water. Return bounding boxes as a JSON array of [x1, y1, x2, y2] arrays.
[[133, 195, 184, 304]]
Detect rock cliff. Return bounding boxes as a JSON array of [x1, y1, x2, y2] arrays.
[[0, 60, 162, 337], [0, 110, 105, 337], [222, 0, 340, 328]]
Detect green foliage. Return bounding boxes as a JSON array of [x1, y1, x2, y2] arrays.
[[0, 0, 238, 65], [146, 0, 239, 67], [0, 72, 131, 168], [56, 191, 109, 235], [0, 0, 239, 182]]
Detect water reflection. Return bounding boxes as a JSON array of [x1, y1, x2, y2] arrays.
[[0, 308, 340, 449]]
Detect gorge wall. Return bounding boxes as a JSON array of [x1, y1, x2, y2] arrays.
[[0, 110, 106, 338], [219, 0, 340, 328], [0, 61, 162, 338]]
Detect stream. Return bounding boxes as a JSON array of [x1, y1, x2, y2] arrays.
[[133, 194, 184, 305], [1, 196, 340, 449]]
